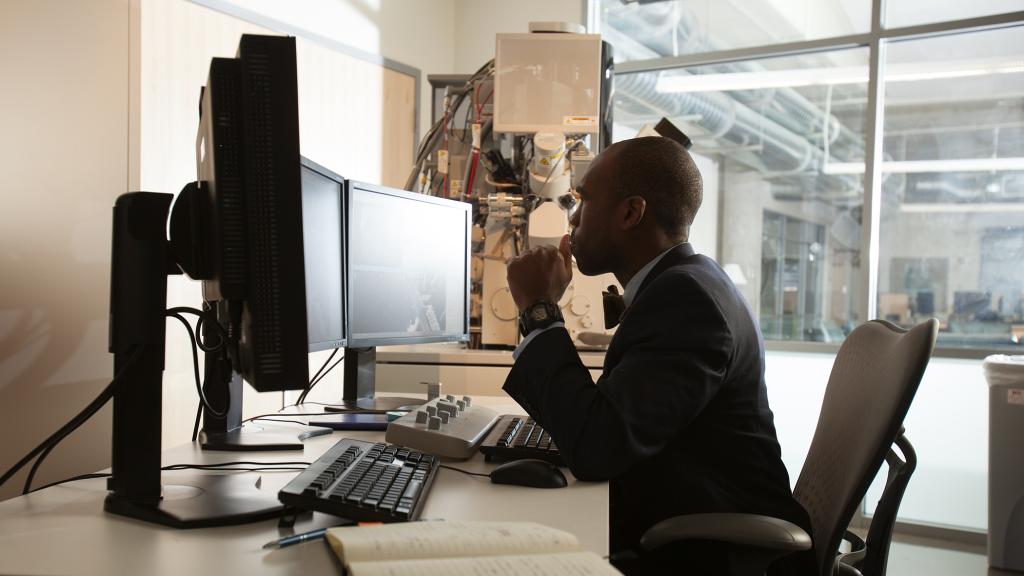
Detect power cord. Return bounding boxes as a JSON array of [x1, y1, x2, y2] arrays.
[[167, 306, 230, 442], [1, 345, 144, 494], [166, 311, 229, 420], [293, 349, 337, 406], [243, 412, 339, 425], [295, 352, 344, 405], [27, 461, 311, 494]]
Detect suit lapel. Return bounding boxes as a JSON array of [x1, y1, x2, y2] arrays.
[[603, 243, 697, 370]]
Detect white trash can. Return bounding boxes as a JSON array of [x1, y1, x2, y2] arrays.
[[984, 354, 1024, 572]]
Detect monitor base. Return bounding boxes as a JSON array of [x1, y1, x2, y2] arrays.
[[325, 396, 425, 413], [104, 474, 284, 528], [199, 422, 332, 451]]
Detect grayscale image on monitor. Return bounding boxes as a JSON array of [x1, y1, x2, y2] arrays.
[[345, 181, 470, 347]]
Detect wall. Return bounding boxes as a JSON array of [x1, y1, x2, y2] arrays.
[[194, 0, 457, 138], [0, 0, 132, 501]]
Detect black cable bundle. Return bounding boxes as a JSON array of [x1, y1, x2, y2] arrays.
[[0, 346, 144, 494]]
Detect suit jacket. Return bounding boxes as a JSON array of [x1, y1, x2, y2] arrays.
[[503, 244, 810, 566]]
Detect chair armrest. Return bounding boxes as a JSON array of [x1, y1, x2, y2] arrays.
[[640, 512, 812, 552]]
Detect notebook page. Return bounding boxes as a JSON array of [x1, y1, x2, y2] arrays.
[[348, 552, 622, 576], [326, 521, 580, 564]]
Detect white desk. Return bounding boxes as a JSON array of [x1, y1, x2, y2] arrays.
[[0, 396, 608, 575]]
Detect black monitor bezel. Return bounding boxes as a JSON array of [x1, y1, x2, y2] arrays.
[[343, 180, 472, 348], [300, 156, 348, 353]]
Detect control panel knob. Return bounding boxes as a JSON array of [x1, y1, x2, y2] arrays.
[[415, 411, 429, 424], [425, 405, 437, 416], [428, 416, 442, 430], [456, 400, 466, 411], [462, 395, 472, 406], [439, 411, 450, 424], [445, 394, 456, 402]]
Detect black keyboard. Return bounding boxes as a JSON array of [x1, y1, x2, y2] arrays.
[[479, 415, 565, 466], [278, 438, 438, 522]]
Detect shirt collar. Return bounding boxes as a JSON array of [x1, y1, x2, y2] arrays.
[[622, 242, 689, 308]]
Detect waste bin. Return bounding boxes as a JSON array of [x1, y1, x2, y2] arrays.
[[984, 355, 1024, 571]]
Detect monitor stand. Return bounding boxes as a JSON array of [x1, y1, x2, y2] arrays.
[[198, 335, 331, 451], [104, 191, 322, 529], [323, 347, 425, 412]]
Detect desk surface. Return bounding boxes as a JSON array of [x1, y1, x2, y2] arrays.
[[376, 343, 608, 369], [0, 396, 608, 576]]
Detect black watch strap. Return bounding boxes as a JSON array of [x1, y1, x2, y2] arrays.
[[519, 300, 564, 337]]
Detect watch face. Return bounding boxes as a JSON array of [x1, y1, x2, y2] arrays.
[[531, 306, 549, 321]]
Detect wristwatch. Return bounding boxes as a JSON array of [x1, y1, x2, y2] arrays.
[[519, 300, 564, 337]]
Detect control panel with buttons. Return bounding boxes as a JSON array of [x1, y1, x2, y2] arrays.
[[384, 395, 500, 460]]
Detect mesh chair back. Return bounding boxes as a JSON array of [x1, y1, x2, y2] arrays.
[[793, 319, 937, 576]]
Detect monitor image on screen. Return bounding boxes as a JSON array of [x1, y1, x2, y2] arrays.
[[301, 157, 346, 352], [345, 181, 471, 347]]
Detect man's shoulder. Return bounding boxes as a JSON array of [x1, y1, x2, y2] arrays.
[[638, 255, 728, 303]]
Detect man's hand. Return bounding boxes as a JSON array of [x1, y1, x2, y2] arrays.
[[507, 234, 573, 312]]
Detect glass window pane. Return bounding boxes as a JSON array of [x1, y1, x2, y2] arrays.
[[886, 0, 1022, 29], [614, 48, 870, 343], [599, 0, 870, 62], [878, 26, 1024, 352]]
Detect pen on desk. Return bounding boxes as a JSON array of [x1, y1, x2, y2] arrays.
[[262, 527, 328, 550]]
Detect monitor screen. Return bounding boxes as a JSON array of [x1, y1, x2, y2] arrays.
[[346, 182, 470, 346], [301, 158, 346, 351]]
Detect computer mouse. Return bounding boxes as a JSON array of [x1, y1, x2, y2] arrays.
[[489, 459, 567, 489]]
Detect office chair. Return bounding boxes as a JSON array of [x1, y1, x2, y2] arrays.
[[640, 319, 939, 576]]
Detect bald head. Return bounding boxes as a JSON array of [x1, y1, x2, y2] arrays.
[[603, 136, 703, 242]]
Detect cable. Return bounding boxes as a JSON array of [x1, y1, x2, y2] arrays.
[[296, 353, 344, 405], [439, 464, 490, 478], [293, 349, 338, 406], [28, 461, 313, 494], [251, 418, 310, 426], [163, 461, 310, 470], [167, 312, 228, 419], [243, 412, 338, 425], [191, 400, 203, 443], [22, 441, 56, 495], [30, 473, 111, 493], [3, 346, 144, 493], [167, 306, 227, 352]]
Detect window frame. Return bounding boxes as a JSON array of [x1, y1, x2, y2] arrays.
[[592, 0, 1024, 360]]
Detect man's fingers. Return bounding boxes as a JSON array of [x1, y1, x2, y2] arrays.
[[558, 234, 572, 270]]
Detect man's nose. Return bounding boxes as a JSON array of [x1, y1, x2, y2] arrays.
[[568, 203, 580, 227]]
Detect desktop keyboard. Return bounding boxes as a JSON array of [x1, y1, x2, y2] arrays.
[[479, 415, 566, 467], [278, 437, 438, 522]]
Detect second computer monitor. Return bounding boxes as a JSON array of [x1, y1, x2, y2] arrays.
[[345, 181, 471, 347], [301, 157, 346, 352]]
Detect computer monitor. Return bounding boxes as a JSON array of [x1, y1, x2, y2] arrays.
[[106, 34, 321, 528], [301, 157, 346, 352], [340, 181, 471, 410]]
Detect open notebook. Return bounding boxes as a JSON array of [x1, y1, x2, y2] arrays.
[[325, 520, 622, 575]]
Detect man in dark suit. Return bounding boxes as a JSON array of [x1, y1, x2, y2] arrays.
[[504, 136, 810, 573]]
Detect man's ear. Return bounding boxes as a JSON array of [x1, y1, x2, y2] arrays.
[[619, 195, 646, 231]]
